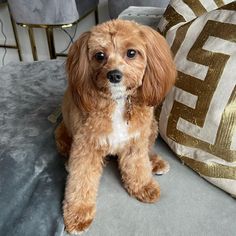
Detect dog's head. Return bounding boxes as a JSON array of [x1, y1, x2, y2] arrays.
[[67, 20, 176, 111]]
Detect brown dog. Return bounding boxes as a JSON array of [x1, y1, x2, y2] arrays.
[[55, 19, 176, 234]]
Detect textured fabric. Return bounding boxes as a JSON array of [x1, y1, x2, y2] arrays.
[[157, 1, 236, 196], [108, 0, 170, 19], [0, 60, 67, 235], [158, 0, 234, 34], [7, 0, 98, 25], [0, 60, 236, 236], [118, 6, 165, 28]]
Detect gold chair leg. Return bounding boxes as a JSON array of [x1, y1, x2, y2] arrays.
[[28, 27, 38, 61], [45, 27, 56, 59], [8, 7, 22, 61]]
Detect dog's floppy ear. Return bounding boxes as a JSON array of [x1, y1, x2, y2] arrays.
[[140, 26, 176, 106], [66, 31, 96, 112]]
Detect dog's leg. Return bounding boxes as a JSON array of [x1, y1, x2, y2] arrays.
[[55, 121, 72, 157], [118, 139, 160, 203], [148, 119, 170, 175], [63, 142, 105, 234]]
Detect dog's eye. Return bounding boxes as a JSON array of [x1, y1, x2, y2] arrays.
[[95, 52, 106, 62], [127, 49, 137, 59]]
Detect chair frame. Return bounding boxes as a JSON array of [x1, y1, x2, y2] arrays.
[[0, 3, 22, 61], [17, 7, 99, 60]]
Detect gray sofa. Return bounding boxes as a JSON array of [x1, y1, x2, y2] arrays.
[[0, 6, 235, 236], [1, 59, 235, 236]]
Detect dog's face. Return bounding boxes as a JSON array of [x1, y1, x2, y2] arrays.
[[87, 22, 147, 98], [67, 20, 176, 111]]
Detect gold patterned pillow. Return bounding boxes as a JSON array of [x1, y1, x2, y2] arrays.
[[157, 1, 236, 197]]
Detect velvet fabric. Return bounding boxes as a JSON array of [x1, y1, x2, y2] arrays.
[[108, 0, 170, 19]]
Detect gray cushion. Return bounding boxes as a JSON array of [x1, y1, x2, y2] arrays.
[[118, 6, 165, 28], [108, 0, 170, 19], [0, 60, 235, 236]]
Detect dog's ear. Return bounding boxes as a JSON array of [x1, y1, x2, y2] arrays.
[[140, 26, 176, 106], [66, 31, 96, 112]]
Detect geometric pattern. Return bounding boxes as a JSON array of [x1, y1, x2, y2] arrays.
[[158, 1, 236, 197]]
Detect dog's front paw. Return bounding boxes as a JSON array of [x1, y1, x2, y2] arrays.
[[150, 155, 170, 175], [131, 179, 160, 203], [63, 202, 95, 235]]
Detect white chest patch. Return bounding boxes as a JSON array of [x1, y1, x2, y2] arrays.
[[108, 97, 129, 149], [99, 85, 139, 152]]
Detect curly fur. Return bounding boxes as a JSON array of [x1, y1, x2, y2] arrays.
[[55, 19, 176, 234]]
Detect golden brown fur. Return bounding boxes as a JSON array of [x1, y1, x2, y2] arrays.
[[55, 19, 176, 234]]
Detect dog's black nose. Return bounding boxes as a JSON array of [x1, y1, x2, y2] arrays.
[[107, 70, 123, 83]]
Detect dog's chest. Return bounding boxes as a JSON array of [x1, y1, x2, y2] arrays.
[[109, 99, 129, 146], [100, 98, 138, 150]]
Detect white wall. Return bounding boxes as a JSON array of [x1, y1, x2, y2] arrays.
[[0, 0, 109, 66]]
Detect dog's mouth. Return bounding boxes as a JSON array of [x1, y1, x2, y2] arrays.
[[94, 73, 136, 101], [110, 84, 127, 100]]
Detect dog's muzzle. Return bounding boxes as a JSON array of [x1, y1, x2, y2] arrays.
[[107, 70, 123, 83]]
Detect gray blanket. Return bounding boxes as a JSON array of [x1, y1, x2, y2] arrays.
[[0, 60, 67, 236]]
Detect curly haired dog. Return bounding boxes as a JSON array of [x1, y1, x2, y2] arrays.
[[55, 19, 176, 234]]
